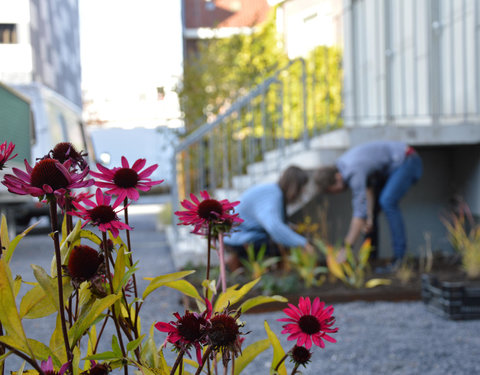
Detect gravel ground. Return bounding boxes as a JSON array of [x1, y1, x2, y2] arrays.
[[6, 213, 480, 374]]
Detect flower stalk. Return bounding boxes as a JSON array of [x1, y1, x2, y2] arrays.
[[48, 199, 73, 372], [102, 231, 129, 375]]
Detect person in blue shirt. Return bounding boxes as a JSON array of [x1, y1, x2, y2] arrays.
[[314, 140, 423, 271], [224, 165, 315, 270]]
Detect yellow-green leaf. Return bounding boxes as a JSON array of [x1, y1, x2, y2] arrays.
[[214, 278, 260, 312], [240, 295, 287, 313], [0, 259, 33, 358], [31, 265, 73, 312], [79, 229, 102, 245], [51, 220, 82, 276], [142, 270, 195, 299], [0, 336, 60, 366], [0, 214, 10, 253], [264, 321, 287, 375], [50, 314, 67, 364], [69, 293, 121, 347], [113, 244, 126, 293], [4, 221, 40, 264], [20, 276, 72, 319], [365, 278, 392, 288], [162, 280, 202, 301], [234, 339, 270, 375]]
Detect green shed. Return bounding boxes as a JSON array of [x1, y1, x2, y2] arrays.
[[0, 82, 32, 163]]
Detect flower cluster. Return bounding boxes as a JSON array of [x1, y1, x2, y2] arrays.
[[0, 140, 338, 375]]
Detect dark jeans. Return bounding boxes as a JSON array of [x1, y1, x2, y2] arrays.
[[379, 153, 423, 260]]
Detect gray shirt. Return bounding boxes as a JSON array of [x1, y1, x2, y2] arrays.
[[336, 141, 408, 218]]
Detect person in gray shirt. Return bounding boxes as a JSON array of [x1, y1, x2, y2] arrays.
[[314, 140, 423, 271]]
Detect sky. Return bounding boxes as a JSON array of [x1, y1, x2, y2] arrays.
[[78, 0, 183, 99]]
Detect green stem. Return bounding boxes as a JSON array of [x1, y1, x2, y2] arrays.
[[102, 232, 129, 375], [291, 363, 300, 375], [122, 199, 141, 339], [49, 199, 73, 372]]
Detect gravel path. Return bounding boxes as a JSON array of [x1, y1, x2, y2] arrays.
[[6, 215, 480, 374]]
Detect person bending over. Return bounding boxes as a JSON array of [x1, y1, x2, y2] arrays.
[[224, 165, 315, 270], [314, 140, 423, 272]]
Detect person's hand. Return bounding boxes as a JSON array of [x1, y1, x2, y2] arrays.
[[363, 218, 373, 234], [304, 242, 315, 255], [336, 247, 347, 263]]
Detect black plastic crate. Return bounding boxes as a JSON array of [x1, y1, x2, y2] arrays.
[[421, 274, 480, 320]]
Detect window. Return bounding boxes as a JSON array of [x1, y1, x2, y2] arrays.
[[0, 24, 17, 44]]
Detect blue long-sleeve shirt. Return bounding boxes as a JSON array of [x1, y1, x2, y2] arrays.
[[223, 183, 307, 248], [336, 141, 408, 219]]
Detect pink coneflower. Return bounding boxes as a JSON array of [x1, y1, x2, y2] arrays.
[[80, 360, 111, 375], [175, 191, 243, 234], [207, 308, 246, 367], [40, 356, 70, 375], [2, 158, 92, 200], [278, 297, 338, 350], [155, 299, 212, 365], [67, 245, 104, 286], [70, 188, 131, 238], [90, 157, 163, 202], [0, 141, 17, 170], [46, 141, 88, 171]]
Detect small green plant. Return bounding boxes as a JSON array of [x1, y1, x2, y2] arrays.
[[317, 239, 390, 289], [288, 247, 327, 288], [240, 244, 280, 280], [442, 204, 480, 279]]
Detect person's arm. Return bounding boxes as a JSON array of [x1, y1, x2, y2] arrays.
[[365, 187, 375, 234], [344, 216, 366, 246]]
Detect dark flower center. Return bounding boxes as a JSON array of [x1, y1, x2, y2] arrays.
[[86, 363, 111, 375], [113, 168, 139, 188], [198, 199, 223, 220], [177, 312, 206, 342], [208, 315, 239, 348], [30, 159, 69, 190], [88, 205, 118, 224], [52, 142, 80, 163], [68, 245, 102, 280], [291, 345, 312, 365], [298, 315, 321, 335]]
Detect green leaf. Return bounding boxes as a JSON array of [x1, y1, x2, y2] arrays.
[[142, 270, 195, 299], [69, 293, 121, 347], [234, 339, 270, 375], [214, 278, 260, 312], [140, 324, 160, 368], [240, 295, 287, 313], [264, 321, 287, 375], [0, 259, 33, 358], [111, 335, 122, 357], [84, 351, 119, 361], [3, 221, 40, 264], [126, 334, 145, 353], [31, 265, 73, 312]]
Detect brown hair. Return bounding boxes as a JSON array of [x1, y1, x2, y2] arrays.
[[278, 165, 309, 204], [314, 166, 338, 192]]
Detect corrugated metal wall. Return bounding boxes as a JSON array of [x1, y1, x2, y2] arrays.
[[0, 83, 32, 162]]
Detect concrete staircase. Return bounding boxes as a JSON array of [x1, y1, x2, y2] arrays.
[[167, 128, 350, 269]]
